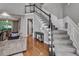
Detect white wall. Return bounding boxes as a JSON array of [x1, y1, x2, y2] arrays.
[[63, 3, 79, 25], [20, 13, 48, 44], [42, 3, 63, 19], [20, 13, 34, 37], [33, 14, 41, 34], [20, 13, 42, 38], [20, 15, 27, 37]]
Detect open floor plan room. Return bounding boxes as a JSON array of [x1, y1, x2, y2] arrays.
[[0, 3, 79, 56]]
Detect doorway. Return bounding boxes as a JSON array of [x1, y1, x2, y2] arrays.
[[27, 19, 33, 36]]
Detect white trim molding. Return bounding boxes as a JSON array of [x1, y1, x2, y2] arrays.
[[64, 16, 79, 55]]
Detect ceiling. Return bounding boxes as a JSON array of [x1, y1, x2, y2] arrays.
[[0, 3, 26, 16], [0, 3, 44, 16]]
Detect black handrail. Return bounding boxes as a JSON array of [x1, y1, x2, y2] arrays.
[[25, 4, 50, 17], [34, 5, 50, 17], [25, 4, 51, 27], [34, 4, 51, 28], [25, 5, 35, 13]]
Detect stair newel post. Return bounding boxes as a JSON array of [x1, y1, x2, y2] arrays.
[[48, 14, 52, 55]]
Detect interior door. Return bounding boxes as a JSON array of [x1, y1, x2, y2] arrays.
[[27, 19, 33, 36]]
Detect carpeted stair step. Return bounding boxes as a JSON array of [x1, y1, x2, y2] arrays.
[[55, 52, 77, 56], [53, 34, 69, 39], [54, 45, 76, 53], [53, 39, 72, 45], [53, 30, 67, 34]]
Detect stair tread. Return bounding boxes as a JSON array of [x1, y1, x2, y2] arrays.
[[53, 34, 69, 36], [53, 30, 67, 34], [53, 30, 67, 32], [53, 34, 69, 39], [55, 53, 77, 56], [54, 47, 76, 53], [53, 39, 72, 45]]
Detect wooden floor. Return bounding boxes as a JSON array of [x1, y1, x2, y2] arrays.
[[23, 35, 49, 56]]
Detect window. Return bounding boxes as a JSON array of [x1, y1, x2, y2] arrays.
[[0, 20, 13, 31]]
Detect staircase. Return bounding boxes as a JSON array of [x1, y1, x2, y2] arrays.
[[25, 4, 78, 56], [53, 30, 77, 56], [35, 12, 50, 32], [37, 13, 78, 56], [36, 8, 78, 56]]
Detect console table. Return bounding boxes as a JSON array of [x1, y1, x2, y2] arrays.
[[35, 32, 44, 42]]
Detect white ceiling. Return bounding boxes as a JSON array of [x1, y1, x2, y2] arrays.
[[0, 3, 26, 16], [0, 3, 44, 16]]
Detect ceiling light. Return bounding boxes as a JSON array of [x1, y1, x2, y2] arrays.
[[0, 12, 12, 19], [0, 12, 18, 21], [0, 12, 11, 17]]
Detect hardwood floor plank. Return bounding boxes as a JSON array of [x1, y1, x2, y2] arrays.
[[23, 36, 49, 56]]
